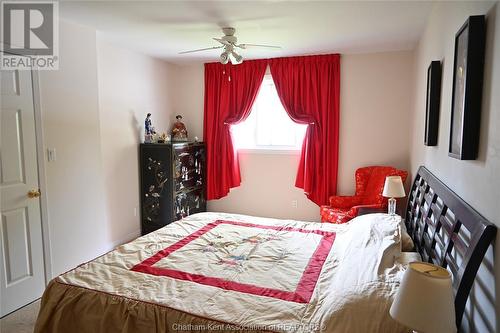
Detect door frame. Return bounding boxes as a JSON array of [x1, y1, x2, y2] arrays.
[[1, 47, 53, 284], [31, 69, 53, 283]]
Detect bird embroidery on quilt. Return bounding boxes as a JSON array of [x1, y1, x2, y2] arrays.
[[215, 255, 249, 272], [242, 233, 281, 244], [198, 231, 284, 272], [200, 240, 238, 253]]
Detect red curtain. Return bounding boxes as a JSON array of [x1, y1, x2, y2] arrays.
[[203, 60, 267, 200], [269, 54, 340, 205]]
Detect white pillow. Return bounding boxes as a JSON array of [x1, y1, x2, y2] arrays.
[[348, 213, 415, 252], [399, 219, 414, 252]]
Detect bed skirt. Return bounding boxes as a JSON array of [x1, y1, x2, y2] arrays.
[[35, 279, 265, 333]]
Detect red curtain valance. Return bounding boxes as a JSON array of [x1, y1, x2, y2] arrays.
[[203, 54, 340, 205]]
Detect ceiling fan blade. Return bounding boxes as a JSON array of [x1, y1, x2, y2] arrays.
[[213, 38, 232, 46], [237, 44, 282, 50], [178, 46, 223, 54]]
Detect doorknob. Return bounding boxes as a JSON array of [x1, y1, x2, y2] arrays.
[[28, 189, 41, 198]]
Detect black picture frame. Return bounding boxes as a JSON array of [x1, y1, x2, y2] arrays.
[[424, 61, 442, 146], [449, 15, 486, 160]]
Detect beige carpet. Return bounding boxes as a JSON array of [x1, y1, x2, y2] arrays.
[[0, 300, 40, 333]]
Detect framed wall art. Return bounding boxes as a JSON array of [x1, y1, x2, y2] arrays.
[[424, 61, 442, 146], [449, 15, 486, 160]]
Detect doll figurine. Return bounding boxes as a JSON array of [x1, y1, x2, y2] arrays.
[[144, 113, 156, 143], [171, 115, 188, 141], [145, 113, 154, 134]]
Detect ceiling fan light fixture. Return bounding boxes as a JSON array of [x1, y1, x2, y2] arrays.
[[230, 51, 243, 65], [220, 51, 229, 65]]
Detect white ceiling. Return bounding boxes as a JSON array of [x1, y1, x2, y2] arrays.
[[60, 1, 436, 64]]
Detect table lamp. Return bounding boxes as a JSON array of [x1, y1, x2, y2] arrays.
[[383, 175, 406, 215], [390, 262, 456, 333]]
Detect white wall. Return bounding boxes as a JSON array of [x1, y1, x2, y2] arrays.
[[211, 152, 320, 221], [39, 20, 108, 276], [409, 2, 499, 331], [176, 52, 414, 221], [38, 20, 178, 277], [96, 37, 177, 248], [338, 52, 413, 194], [172, 64, 205, 140]]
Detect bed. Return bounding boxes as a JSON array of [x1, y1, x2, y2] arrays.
[[34, 166, 496, 332]]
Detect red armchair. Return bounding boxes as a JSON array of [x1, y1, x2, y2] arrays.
[[320, 166, 408, 224]]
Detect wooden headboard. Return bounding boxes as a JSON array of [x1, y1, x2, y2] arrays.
[[405, 166, 497, 328]]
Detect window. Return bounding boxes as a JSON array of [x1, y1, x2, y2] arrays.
[[231, 75, 307, 151]]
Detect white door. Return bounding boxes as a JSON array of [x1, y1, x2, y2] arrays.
[[0, 61, 46, 317]]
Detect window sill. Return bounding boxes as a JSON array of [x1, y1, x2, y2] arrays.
[[236, 148, 301, 155]]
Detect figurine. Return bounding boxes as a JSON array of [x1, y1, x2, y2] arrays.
[[144, 113, 156, 143], [157, 132, 168, 143], [171, 115, 188, 141], [145, 113, 154, 134]]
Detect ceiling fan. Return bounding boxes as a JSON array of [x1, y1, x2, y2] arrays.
[[179, 27, 281, 65]]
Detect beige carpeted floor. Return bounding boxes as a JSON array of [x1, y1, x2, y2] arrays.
[[0, 300, 40, 333]]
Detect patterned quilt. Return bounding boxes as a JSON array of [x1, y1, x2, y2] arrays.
[[35, 212, 415, 333]]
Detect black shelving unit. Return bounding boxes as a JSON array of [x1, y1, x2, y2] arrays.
[[139, 142, 206, 235]]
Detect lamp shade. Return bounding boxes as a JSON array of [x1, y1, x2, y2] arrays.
[[383, 176, 406, 198], [390, 262, 456, 333]]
